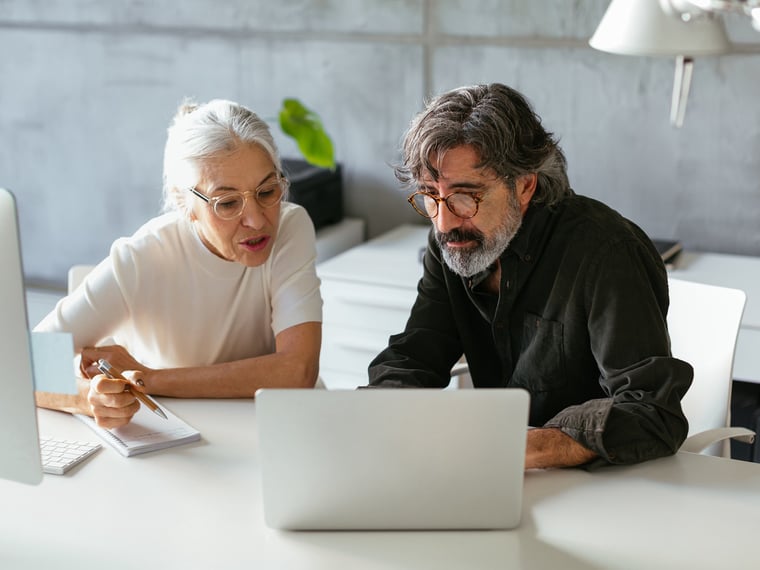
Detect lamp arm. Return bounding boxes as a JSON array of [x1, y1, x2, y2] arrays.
[[670, 55, 693, 127]]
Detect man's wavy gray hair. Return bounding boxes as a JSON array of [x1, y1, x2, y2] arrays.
[[395, 83, 571, 206]]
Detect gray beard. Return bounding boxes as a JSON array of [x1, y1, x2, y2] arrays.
[[437, 192, 523, 278]]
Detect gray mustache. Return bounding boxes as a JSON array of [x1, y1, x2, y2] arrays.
[[435, 229, 483, 246]]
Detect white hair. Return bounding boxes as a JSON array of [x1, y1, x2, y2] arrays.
[[161, 99, 281, 214]]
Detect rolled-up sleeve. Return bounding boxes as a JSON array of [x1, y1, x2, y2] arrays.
[[545, 239, 693, 464]]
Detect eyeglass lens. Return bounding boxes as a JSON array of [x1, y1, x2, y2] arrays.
[[411, 192, 478, 219], [212, 182, 283, 219]]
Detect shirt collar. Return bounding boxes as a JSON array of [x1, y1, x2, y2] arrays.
[[501, 199, 560, 263], [464, 203, 548, 291], [467, 264, 496, 290], [460, 194, 570, 290]]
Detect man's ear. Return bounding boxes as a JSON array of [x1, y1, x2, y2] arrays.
[[517, 173, 537, 215]]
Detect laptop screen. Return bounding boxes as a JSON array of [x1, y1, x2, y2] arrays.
[[0, 188, 43, 485]]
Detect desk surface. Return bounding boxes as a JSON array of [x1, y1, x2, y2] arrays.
[[3, 399, 760, 570]]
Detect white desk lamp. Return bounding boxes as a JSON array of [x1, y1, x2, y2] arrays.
[[589, 0, 732, 127]]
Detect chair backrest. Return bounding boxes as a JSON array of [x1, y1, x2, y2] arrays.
[[667, 277, 746, 456], [68, 264, 95, 294]]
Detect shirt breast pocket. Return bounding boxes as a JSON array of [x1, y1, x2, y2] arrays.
[[511, 313, 567, 392]]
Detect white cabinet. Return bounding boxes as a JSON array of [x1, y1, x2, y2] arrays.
[[316, 224, 430, 389]]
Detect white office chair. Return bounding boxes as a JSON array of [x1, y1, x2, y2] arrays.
[[668, 277, 755, 456], [68, 264, 95, 294]]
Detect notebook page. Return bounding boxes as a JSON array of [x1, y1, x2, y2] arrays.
[[75, 400, 200, 457]]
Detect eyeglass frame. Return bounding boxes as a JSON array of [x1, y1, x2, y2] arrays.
[[187, 174, 289, 220], [407, 190, 486, 220]]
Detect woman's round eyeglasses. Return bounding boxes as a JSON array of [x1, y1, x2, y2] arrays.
[[407, 191, 484, 220], [188, 176, 289, 220]]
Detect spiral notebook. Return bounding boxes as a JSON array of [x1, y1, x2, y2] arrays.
[[75, 401, 200, 457]]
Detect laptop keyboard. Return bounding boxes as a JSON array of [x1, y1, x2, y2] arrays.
[[39, 436, 101, 475]]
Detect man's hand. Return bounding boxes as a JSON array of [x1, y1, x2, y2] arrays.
[[525, 427, 598, 470]]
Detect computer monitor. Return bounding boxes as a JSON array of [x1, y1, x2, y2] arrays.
[[0, 188, 43, 485]]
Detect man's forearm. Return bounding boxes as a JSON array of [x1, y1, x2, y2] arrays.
[[525, 427, 598, 469]]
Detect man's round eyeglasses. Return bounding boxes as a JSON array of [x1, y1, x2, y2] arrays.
[[188, 176, 289, 220], [407, 191, 484, 220]]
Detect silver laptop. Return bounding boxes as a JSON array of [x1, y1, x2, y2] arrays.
[[0, 188, 43, 485], [255, 388, 529, 530]]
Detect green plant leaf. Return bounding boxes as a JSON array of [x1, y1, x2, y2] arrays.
[[278, 98, 336, 170]]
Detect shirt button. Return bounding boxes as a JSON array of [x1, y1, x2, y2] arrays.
[[524, 254, 532, 262]]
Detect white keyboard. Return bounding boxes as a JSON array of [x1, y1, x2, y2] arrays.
[[39, 436, 101, 475]]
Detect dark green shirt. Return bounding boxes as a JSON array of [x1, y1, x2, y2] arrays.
[[368, 194, 693, 465]]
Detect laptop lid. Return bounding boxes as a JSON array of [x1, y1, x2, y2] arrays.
[[0, 188, 43, 485], [255, 388, 529, 530]]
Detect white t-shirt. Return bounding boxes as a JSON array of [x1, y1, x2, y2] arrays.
[[35, 202, 322, 369]]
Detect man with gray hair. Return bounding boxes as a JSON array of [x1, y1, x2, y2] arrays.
[[368, 83, 693, 469]]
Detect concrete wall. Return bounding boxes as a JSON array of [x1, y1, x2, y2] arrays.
[[3, 0, 759, 285]]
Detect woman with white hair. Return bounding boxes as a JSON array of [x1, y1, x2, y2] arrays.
[[35, 99, 322, 428]]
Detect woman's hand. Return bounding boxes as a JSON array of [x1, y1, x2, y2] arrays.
[[86, 370, 143, 428], [79, 344, 151, 380], [78, 345, 150, 427]]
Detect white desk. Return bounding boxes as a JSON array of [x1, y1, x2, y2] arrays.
[[2, 400, 760, 569]]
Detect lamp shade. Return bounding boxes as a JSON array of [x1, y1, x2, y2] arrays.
[[589, 0, 730, 56]]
